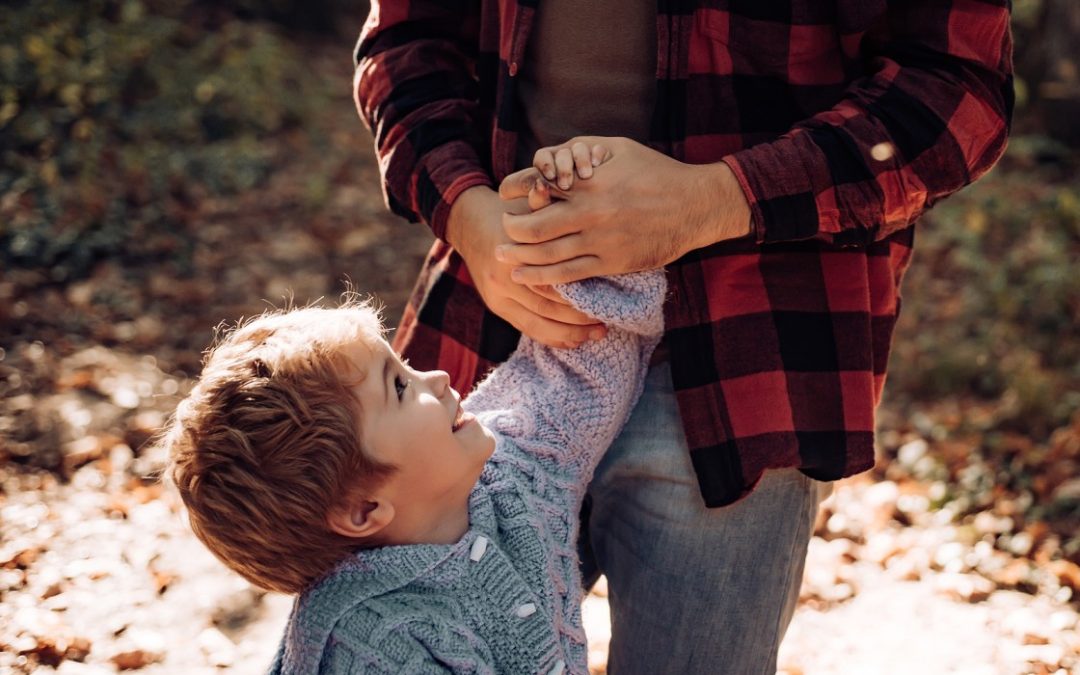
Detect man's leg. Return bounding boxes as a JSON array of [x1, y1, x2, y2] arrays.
[[580, 363, 829, 675]]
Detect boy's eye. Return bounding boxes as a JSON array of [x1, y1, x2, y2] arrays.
[[394, 374, 409, 400]]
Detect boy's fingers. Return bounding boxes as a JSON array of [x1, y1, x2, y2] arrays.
[[499, 167, 543, 201], [591, 144, 612, 166], [533, 149, 557, 181], [505, 297, 604, 347], [528, 292, 599, 326], [528, 284, 567, 304], [514, 285, 596, 325], [554, 148, 575, 190], [527, 180, 553, 210], [571, 142, 593, 179]]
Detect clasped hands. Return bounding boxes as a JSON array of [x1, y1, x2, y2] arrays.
[[445, 136, 751, 349]]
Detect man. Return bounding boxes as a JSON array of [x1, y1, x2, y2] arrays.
[[354, 1, 1012, 672]]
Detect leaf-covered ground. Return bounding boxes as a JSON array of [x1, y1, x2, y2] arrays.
[[2, 10, 1079, 674]]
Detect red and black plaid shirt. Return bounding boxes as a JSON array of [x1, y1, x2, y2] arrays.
[[354, 0, 1013, 507]]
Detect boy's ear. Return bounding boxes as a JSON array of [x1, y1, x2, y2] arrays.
[[327, 497, 394, 540]]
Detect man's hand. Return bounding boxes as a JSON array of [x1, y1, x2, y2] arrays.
[[496, 136, 753, 285], [446, 185, 606, 349]]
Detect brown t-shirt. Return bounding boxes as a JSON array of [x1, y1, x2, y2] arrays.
[[515, 1, 657, 170]]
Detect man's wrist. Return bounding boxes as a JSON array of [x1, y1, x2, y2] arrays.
[[446, 185, 496, 254], [688, 161, 752, 250]]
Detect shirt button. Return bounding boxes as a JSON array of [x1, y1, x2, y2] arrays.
[[469, 536, 488, 562], [508, 61, 519, 77], [514, 602, 536, 618], [548, 660, 565, 675]]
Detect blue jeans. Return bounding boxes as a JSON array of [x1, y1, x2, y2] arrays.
[[579, 363, 829, 675]]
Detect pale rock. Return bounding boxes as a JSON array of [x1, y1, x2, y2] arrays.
[[825, 537, 857, 563], [1006, 531, 1035, 557], [897, 493, 930, 518], [62, 436, 105, 468], [863, 532, 903, 566], [826, 512, 862, 540], [897, 438, 928, 466], [1003, 608, 1052, 644], [822, 582, 855, 602], [56, 662, 111, 675], [932, 572, 994, 603], [1018, 644, 1066, 668], [197, 626, 237, 667], [863, 481, 901, 530], [1051, 478, 1080, 502], [933, 541, 971, 573], [1048, 610, 1077, 633], [973, 511, 1014, 535], [886, 555, 923, 582]]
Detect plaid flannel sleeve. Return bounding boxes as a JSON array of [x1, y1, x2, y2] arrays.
[[723, 0, 1013, 246], [353, 1, 494, 241]]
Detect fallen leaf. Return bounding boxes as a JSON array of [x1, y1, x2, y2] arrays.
[[1046, 559, 1080, 593], [111, 648, 163, 670]]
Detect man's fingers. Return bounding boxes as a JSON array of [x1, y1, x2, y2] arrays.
[[496, 234, 583, 266], [571, 142, 593, 179], [554, 148, 575, 190], [510, 257, 601, 286], [499, 167, 544, 201], [502, 208, 579, 244]]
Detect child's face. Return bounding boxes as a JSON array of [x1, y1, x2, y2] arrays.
[[342, 334, 496, 517]]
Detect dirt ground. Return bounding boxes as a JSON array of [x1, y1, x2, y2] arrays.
[[2, 33, 1079, 675], [3, 466, 1079, 674]]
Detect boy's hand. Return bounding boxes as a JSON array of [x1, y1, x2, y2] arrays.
[[531, 141, 612, 191], [446, 186, 605, 350], [496, 136, 752, 285]]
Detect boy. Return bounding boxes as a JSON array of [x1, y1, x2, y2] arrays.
[[162, 150, 666, 674]]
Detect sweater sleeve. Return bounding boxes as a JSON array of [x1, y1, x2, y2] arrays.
[[463, 270, 666, 482], [353, 1, 494, 241], [722, 0, 1012, 246]]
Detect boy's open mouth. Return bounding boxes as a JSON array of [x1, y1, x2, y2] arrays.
[[451, 405, 467, 432]]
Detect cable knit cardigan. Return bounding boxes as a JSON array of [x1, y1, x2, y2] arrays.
[[268, 271, 666, 675]]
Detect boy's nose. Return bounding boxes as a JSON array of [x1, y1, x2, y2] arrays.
[[426, 369, 450, 397]]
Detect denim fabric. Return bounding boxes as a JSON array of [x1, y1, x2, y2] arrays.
[[579, 363, 831, 675]]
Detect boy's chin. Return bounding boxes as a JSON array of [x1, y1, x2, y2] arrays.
[[477, 424, 497, 456]]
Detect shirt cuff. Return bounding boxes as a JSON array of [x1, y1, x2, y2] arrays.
[[428, 171, 495, 242]]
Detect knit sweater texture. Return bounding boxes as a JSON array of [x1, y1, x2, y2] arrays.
[[268, 271, 666, 674]]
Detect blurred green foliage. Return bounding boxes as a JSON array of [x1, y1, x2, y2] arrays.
[[0, 0, 328, 283], [891, 143, 1080, 438], [1, 0, 1076, 449]]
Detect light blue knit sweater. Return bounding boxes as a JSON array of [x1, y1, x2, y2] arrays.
[[269, 271, 666, 675]]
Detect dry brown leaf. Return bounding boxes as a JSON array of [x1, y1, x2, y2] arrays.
[[111, 648, 163, 670], [1045, 559, 1080, 592]]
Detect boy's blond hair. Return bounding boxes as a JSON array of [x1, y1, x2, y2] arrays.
[[161, 302, 394, 594]]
